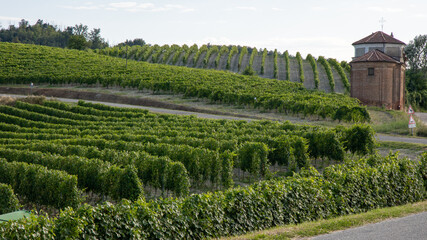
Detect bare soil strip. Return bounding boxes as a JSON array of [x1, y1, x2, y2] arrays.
[[0, 86, 262, 120]]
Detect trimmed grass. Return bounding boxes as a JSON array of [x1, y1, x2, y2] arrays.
[[378, 141, 427, 152], [222, 200, 427, 240]]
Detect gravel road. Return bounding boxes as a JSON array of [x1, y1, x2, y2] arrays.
[[312, 212, 427, 240]]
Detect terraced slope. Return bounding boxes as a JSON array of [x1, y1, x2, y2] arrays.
[[96, 45, 350, 94], [0, 42, 368, 122]]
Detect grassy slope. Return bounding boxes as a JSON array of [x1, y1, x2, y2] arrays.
[[0, 42, 367, 121]]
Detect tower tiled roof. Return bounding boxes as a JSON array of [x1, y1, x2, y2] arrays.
[[350, 49, 400, 63], [352, 31, 405, 45]]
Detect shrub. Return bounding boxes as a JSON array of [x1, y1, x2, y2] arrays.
[[0, 159, 82, 208], [238, 142, 270, 177], [0, 183, 20, 214]]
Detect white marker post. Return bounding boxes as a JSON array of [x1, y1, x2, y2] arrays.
[[30, 82, 33, 95]]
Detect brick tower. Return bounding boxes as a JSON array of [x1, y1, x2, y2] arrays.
[[350, 31, 406, 110]]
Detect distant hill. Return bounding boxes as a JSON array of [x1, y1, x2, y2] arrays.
[[94, 44, 351, 94], [0, 42, 368, 122]]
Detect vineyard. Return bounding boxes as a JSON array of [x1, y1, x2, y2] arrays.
[[0, 97, 375, 201], [0, 42, 369, 122], [0, 97, 425, 238], [0, 41, 424, 239], [94, 43, 351, 93]]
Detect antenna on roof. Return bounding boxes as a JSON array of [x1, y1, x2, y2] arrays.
[[379, 17, 386, 31]]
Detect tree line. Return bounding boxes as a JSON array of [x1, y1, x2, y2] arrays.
[[405, 35, 427, 110], [0, 19, 146, 50]]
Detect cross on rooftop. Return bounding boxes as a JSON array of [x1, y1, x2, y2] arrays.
[[379, 17, 386, 31]]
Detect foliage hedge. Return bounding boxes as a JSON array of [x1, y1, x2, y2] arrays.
[[0, 183, 20, 215], [0, 149, 143, 201], [296, 52, 305, 83], [0, 159, 82, 208], [318, 56, 335, 92], [328, 58, 350, 93], [260, 48, 268, 75], [226, 46, 238, 70], [238, 46, 248, 72], [273, 49, 278, 79], [284, 50, 290, 81], [306, 54, 319, 89], [215, 45, 229, 68], [183, 44, 198, 65], [193, 44, 208, 67], [204, 46, 218, 68], [0, 153, 425, 239]]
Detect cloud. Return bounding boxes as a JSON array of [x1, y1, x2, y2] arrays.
[[236, 6, 257, 11], [109, 2, 138, 8], [62, 2, 194, 13], [62, 5, 99, 10], [0, 16, 22, 21], [368, 7, 404, 13], [311, 6, 327, 11], [271, 7, 283, 11]]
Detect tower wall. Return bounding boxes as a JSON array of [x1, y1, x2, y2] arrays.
[[350, 61, 405, 110]]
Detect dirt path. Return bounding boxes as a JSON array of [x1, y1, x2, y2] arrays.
[[277, 57, 287, 80], [289, 58, 300, 83], [252, 55, 262, 75], [332, 67, 345, 93], [0, 87, 261, 120], [263, 55, 275, 78], [303, 60, 315, 90]]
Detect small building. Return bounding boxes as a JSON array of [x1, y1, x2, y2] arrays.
[[350, 31, 406, 110]]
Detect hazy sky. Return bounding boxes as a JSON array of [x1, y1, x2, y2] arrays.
[[1, 0, 426, 61]]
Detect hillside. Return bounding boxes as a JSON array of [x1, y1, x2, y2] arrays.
[[95, 44, 351, 94], [0, 42, 366, 121]]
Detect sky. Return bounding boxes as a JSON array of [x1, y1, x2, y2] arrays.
[[1, 0, 426, 61]]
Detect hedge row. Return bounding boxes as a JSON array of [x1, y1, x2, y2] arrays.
[[296, 52, 305, 83], [1, 153, 424, 239], [306, 54, 319, 89], [0, 149, 143, 201], [215, 45, 229, 68], [204, 46, 219, 68], [182, 44, 198, 65], [0, 159, 82, 208], [284, 50, 290, 81], [238, 46, 248, 72], [318, 56, 335, 92], [273, 49, 278, 79], [226, 46, 238, 70], [260, 48, 268, 75], [0, 183, 20, 215], [328, 58, 350, 93]]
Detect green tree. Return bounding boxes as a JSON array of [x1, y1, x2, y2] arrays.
[[67, 35, 88, 50], [405, 35, 427, 70], [89, 28, 106, 49], [405, 35, 427, 109]]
